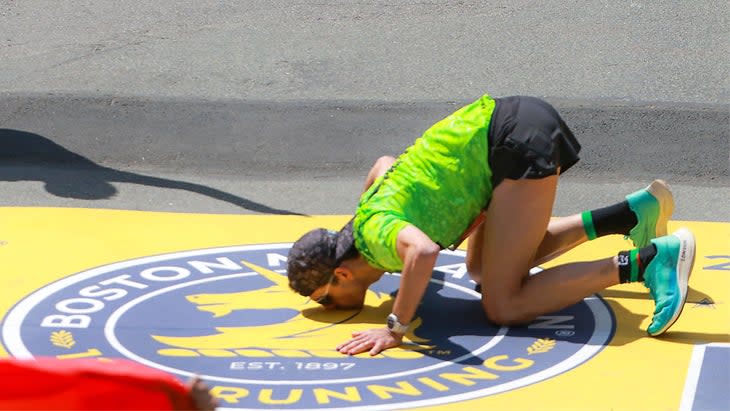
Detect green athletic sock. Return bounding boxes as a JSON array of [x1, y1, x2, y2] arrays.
[[617, 244, 657, 283], [581, 201, 638, 240]]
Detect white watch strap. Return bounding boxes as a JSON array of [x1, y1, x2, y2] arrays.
[[387, 313, 409, 334]]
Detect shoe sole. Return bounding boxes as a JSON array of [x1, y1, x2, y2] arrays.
[[649, 227, 695, 336], [645, 179, 674, 239]]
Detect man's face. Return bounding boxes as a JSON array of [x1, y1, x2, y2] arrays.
[[309, 273, 367, 310]]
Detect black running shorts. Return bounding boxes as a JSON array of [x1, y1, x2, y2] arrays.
[[488, 96, 581, 188]]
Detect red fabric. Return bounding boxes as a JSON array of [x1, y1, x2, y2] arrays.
[[0, 357, 196, 410]]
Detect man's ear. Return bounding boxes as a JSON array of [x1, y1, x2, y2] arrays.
[[333, 266, 354, 282]]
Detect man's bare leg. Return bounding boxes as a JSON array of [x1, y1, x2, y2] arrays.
[[533, 215, 589, 266], [476, 175, 694, 338], [466, 213, 588, 283], [478, 176, 622, 324]]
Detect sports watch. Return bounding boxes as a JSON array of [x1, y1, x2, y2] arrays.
[[386, 313, 409, 335]]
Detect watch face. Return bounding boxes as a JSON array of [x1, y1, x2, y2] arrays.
[[387, 314, 396, 329]]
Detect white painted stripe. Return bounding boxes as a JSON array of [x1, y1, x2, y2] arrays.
[[679, 344, 707, 411]]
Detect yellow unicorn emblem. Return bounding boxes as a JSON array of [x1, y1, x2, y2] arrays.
[[152, 261, 433, 359]]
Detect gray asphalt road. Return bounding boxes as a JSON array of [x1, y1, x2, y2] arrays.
[[1, 165, 728, 222], [1, 95, 727, 221], [1, 1, 728, 103], [0, 2, 728, 222]]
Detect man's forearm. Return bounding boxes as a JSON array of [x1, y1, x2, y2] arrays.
[[391, 244, 439, 327]]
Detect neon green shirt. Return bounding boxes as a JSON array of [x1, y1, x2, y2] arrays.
[[353, 94, 496, 272]]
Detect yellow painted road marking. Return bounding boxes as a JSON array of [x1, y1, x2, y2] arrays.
[[0, 207, 727, 410]]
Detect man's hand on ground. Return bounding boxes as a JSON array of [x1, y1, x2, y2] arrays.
[[336, 327, 403, 356]]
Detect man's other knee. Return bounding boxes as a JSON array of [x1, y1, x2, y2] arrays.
[[481, 295, 535, 326]]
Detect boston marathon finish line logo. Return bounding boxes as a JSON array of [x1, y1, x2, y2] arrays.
[[3, 244, 614, 410]]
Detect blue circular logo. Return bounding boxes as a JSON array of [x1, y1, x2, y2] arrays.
[[2, 244, 615, 410]]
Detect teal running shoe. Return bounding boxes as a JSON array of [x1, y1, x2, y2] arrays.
[[626, 179, 674, 248], [644, 228, 695, 336]]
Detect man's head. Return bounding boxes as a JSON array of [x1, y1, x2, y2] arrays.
[[287, 220, 377, 309]]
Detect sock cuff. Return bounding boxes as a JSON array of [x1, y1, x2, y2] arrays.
[[629, 248, 640, 282], [618, 248, 642, 284], [581, 210, 598, 241]]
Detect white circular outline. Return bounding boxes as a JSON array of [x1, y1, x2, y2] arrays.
[[2, 244, 294, 358], [1, 244, 614, 410], [104, 271, 506, 385]]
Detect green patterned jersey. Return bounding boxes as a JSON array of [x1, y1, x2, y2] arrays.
[[353, 94, 496, 272]]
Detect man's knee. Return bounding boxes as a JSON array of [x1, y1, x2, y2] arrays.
[[481, 295, 534, 326], [375, 155, 396, 168], [465, 257, 480, 283]]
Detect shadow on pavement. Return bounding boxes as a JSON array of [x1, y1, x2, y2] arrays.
[[0, 128, 305, 215]]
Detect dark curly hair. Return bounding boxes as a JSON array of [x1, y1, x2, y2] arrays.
[[287, 220, 358, 297]]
